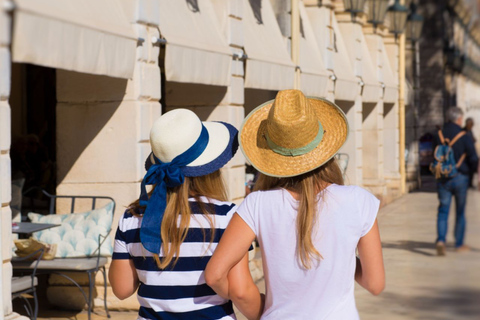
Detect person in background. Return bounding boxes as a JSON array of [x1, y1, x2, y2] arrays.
[[433, 108, 478, 255], [205, 90, 385, 319], [109, 109, 263, 320], [463, 117, 477, 188]]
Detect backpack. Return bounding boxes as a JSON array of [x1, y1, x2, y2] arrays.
[[429, 130, 466, 179]]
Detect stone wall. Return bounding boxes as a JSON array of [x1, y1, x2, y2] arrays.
[[418, 0, 449, 135]]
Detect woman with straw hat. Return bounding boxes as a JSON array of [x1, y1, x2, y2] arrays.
[[109, 109, 264, 320], [206, 90, 385, 319]]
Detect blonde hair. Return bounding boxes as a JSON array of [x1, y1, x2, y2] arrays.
[[254, 158, 344, 269], [129, 170, 227, 269]]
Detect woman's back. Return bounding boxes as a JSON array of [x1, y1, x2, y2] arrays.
[[236, 184, 379, 319], [114, 196, 238, 319]]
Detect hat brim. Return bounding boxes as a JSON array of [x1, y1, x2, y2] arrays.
[[239, 97, 349, 178], [145, 122, 238, 177], [182, 121, 238, 177]]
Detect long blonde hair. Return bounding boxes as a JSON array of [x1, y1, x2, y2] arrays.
[[129, 170, 227, 269], [254, 158, 344, 269]]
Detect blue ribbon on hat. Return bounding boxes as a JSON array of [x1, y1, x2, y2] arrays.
[[139, 125, 209, 254]]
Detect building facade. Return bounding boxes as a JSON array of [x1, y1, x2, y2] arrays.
[[1, 0, 409, 317], [405, 0, 480, 186]]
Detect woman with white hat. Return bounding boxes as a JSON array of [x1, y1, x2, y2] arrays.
[[206, 90, 385, 319], [109, 109, 263, 320]]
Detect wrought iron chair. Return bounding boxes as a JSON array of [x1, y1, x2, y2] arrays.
[[13, 188, 114, 320], [12, 247, 44, 320]]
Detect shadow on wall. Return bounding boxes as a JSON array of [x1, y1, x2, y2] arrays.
[[56, 71, 128, 184], [384, 102, 395, 117], [164, 82, 227, 108], [249, 0, 263, 24], [362, 102, 377, 122], [335, 100, 355, 116], [244, 88, 278, 116], [186, 0, 200, 12]]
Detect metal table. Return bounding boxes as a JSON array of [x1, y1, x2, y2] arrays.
[[12, 222, 60, 235]]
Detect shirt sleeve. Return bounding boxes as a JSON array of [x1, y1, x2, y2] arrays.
[[112, 210, 132, 260], [357, 188, 380, 237], [236, 192, 258, 236]]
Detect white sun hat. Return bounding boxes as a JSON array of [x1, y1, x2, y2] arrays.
[[146, 108, 238, 176], [139, 108, 238, 254]]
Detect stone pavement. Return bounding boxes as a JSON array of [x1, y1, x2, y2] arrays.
[[31, 181, 480, 319], [354, 184, 480, 320]]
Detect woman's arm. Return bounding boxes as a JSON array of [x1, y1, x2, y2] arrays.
[[108, 259, 139, 300], [227, 253, 264, 320], [355, 219, 385, 295], [205, 213, 256, 297]]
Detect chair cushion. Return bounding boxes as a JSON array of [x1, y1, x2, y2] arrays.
[[28, 202, 114, 258], [11, 276, 38, 293], [13, 257, 108, 271]]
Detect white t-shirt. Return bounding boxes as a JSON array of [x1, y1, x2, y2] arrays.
[[236, 184, 379, 320]]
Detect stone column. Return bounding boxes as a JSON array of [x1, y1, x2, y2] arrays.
[[366, 31, 402, 201], [336, 98, 363, 186], [51, 2, 161, 311], [304, 2, 362, 185], [336, 9, 386, 199], [0, 1, 14, 318]]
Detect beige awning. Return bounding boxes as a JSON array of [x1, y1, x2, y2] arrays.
[[158, 0, 232, 86], [306, 7, 358, 101], [243, 0, 295, 91], [12, 0, 136, 79], [338, 23, 382, 104], [298, 2, 330, 97]]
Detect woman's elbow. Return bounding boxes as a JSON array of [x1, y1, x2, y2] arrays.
[[229, 284, 250, 302], [368, 280, 385, 296], [111, 286, 134, 300], [204, 268, 222, 289]]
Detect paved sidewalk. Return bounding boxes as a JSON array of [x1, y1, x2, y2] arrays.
[[354, 186, 480, 320], [32, 183, 480, 320]]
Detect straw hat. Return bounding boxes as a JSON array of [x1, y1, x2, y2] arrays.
[[239, 90, 349, 177]]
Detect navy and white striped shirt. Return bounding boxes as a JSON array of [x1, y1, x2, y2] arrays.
[[113, 197, 238, 320]]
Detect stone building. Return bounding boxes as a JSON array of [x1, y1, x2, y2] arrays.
[[405, 0, 480, 185], [1, 0, 407, 317]]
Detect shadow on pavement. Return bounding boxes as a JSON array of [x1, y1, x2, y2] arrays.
[[382, 240, 437, 256], [382, 240, 480, 256], [411, 175, 437, 193], [379, 288, 480, 319]]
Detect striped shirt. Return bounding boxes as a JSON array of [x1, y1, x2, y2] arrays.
[[113, 197, 238, 320]]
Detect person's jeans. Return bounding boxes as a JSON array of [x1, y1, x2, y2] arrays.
[[436, 174, 469, 247]]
